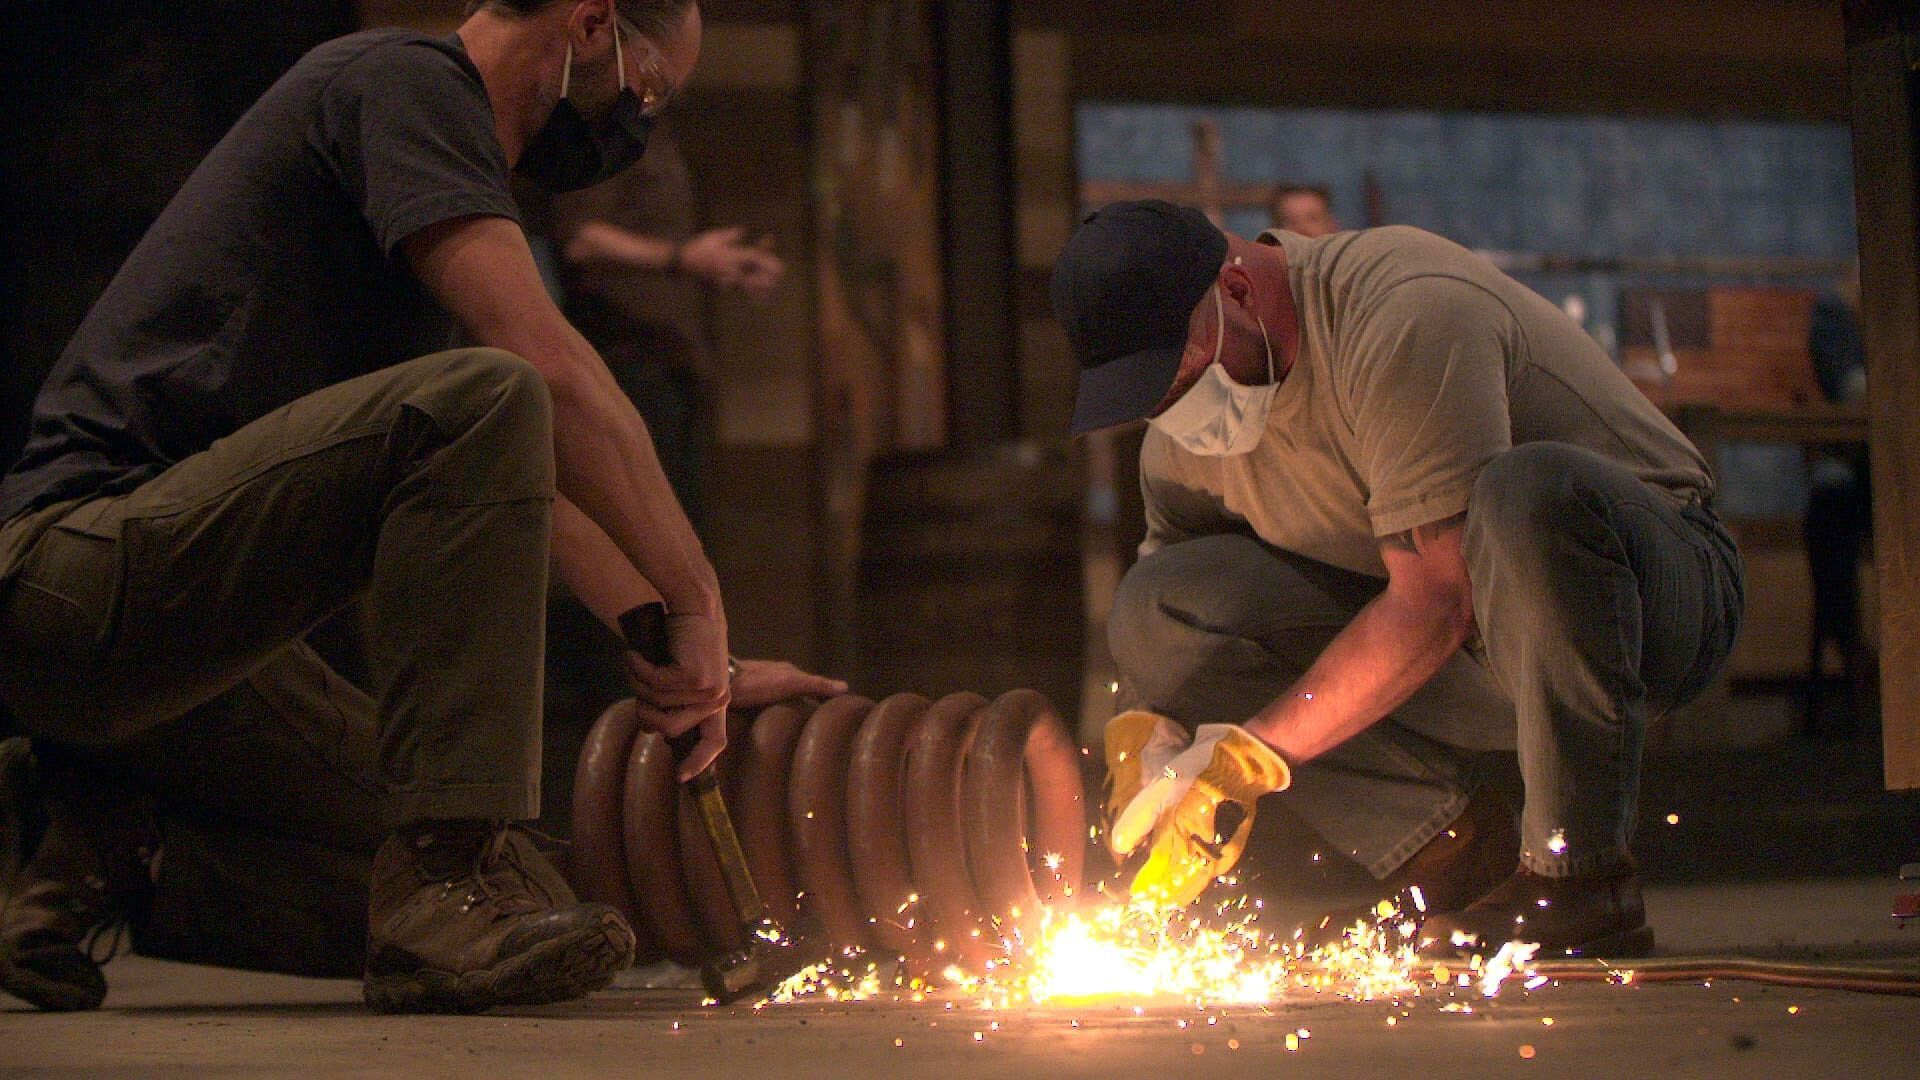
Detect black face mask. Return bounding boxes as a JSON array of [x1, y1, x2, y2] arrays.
[[517, 46, 656, 192]]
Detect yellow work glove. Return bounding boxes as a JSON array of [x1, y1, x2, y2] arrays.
[[1112, 724, 1291, 909], [1102, 710, 1192, 852]]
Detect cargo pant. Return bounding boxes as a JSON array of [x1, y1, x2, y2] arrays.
[[1109, 442, 1745, 881], [0, 348, 555, 974]]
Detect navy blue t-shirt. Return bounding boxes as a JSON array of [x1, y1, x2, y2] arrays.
[[0, 30, 521, 519]]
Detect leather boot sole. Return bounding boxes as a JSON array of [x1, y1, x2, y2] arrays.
[[1558, 923, 1655, 959], [0, 738, 34, 884], [1, 944, 107, 1012], [363, 908, 633, 1015], [1420, 919, 1656, 961], [1294, 902, 1411, 953], [1, 741, 99, 1012]]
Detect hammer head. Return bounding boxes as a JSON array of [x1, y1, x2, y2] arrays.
[[699, 917, 819, 1005]]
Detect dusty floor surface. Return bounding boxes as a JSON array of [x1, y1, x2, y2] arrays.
[[4, 876, 1917, 1079], [8, 694, 1919, 1077]]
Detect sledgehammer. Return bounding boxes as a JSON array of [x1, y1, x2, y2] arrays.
[[619, 602, 813, 1004]]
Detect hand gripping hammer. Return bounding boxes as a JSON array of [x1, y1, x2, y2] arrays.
[[619, 602, 812, 1004]]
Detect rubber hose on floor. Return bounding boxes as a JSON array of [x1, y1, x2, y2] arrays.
[[1532, 956, 1920, 996]]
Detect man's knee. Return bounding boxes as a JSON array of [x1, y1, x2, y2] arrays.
[[1465, 442, 1611, 566], [1109, 535, 1275, 679], [431, 348, 552, 438], [391, 348, 554, 501]]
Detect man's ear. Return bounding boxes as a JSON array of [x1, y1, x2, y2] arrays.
[[1219, 259, 1257, 316], [565, 0, 617, 51]]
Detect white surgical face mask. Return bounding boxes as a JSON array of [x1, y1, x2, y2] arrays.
[[1149, 277, 1279, 456]]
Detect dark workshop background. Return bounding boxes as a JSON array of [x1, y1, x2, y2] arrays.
[[3, 1, 1917, 877]]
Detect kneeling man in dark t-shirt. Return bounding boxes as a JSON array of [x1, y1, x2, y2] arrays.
[[0, 0, 839, 1014]]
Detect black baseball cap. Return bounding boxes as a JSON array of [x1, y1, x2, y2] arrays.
[[1051, 200, 1228, 434]]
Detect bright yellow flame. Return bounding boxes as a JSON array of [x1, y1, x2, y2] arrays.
[[1015, 906, 1287, 1006], [759, 894, 1510, 1009]]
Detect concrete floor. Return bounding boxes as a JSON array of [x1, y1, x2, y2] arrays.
[[9, 691, 1919, 1076], [5, 876, 1917, 1078]]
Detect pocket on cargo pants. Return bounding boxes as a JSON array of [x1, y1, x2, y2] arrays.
[[0, 514, 122, 741]]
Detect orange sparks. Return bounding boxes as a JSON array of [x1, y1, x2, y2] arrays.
[[762, 896, 1545, 1017]]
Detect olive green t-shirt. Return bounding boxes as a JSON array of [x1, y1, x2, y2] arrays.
[[1140, 225, 1712, 579]]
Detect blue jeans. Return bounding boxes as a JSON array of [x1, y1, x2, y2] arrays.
[[1109, 442, 1744, 879]]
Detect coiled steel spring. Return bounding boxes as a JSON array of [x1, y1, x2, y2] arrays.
[[569, 689, 1089, 972]]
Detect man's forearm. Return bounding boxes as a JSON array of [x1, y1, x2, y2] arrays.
[[548, 360, 720, 615], [1243, 588, 1471, 764], [562, 222, 677, 274], [551, 494, 660, 630], [404, 214, 720, 616]]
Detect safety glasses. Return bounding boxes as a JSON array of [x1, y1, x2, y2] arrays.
[[614, 13, 676, 117]]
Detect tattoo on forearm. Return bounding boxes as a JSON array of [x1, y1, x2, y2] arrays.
[[1381, 511, 1467, 554]]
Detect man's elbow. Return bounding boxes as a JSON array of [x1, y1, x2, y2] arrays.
[[512, 343, 584, 403], [1435, 580, 1476, 647], [1446, 587, 1476, 646], [525, 355, 622, 439], [1389, 577, 1476, 649]]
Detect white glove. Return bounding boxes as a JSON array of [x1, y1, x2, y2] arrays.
[[1102, 711, 1191, 849], [1111, 723, 1291, 859]]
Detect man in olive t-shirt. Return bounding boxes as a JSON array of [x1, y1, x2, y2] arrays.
[[1057, 201, 1743, 958]]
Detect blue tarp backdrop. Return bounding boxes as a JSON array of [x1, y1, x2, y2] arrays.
[[1076, 104, 1862, 518]]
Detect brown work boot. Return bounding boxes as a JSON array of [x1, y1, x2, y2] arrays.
[[1299, 788, 1518, 948], [1417, 864, 1653, 959], [363, 821, 635, 1014], [1381, 787, 1520, 913], [0, 742, 160, 1012], [0, 738, 38, 890]]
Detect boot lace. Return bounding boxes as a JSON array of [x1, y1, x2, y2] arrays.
[[459, 825, 566, 918], [82, 915, 130, 967], [1, 752, 154, 969], [78, 821, 159, 965]]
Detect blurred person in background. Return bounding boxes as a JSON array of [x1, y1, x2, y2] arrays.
[[1268, 183, 1340, 239], [1802, 265, 1873, 737], [520, 123, 784, 529], [515, 125, 791, 833]]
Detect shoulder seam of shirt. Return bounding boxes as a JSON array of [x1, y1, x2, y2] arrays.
[[1376, 275, 1661, 469], [1354, 272, 1534, 375], [317, 31, 485, 108], [1315, 273, 1523, 441], [1371, 272, 1517, 318]]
